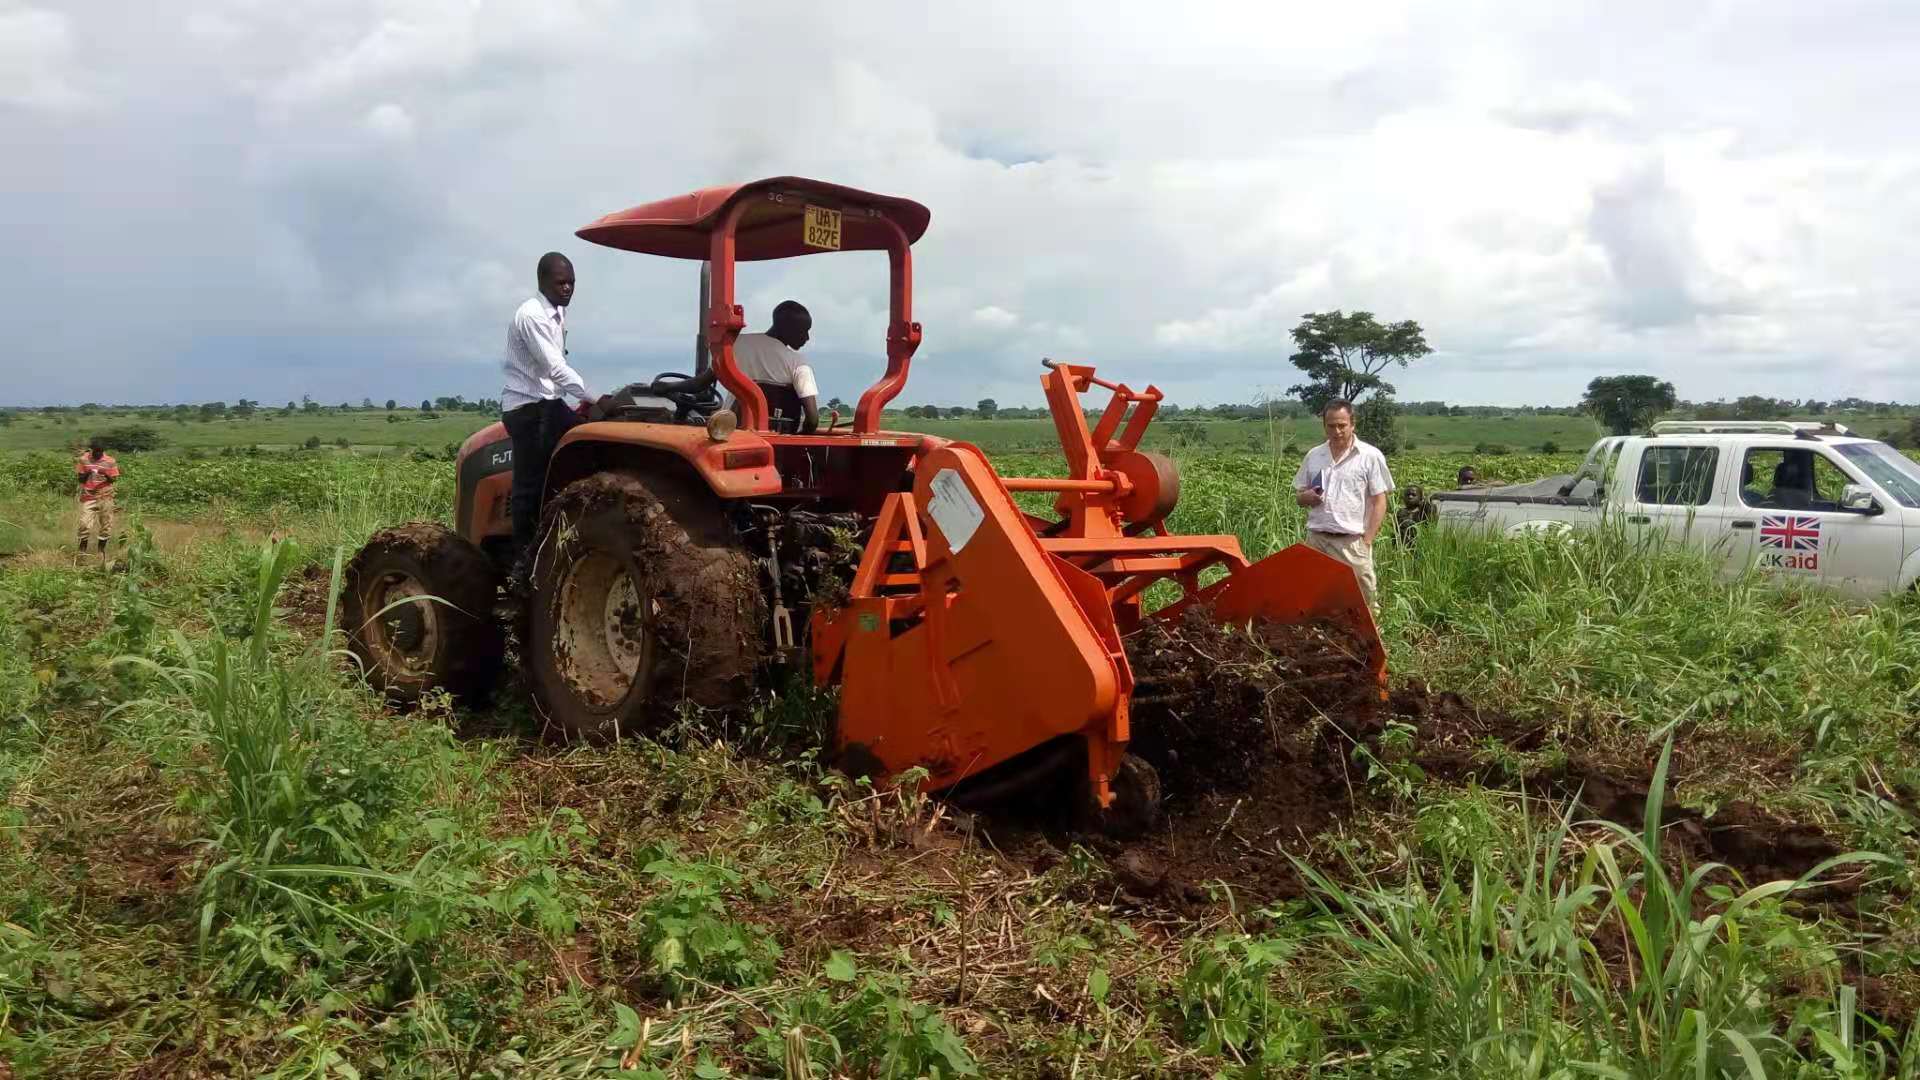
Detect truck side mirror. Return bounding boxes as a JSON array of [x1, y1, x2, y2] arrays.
[[1840, 484, 1881, 514]]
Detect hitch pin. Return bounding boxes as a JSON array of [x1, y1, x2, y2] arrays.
[[768, 528, 795, 653]]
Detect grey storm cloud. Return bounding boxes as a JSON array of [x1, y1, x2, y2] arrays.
[[3, 0, 1919, 408]]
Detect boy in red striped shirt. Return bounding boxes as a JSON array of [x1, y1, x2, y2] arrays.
[[76, 438, 119, 556]]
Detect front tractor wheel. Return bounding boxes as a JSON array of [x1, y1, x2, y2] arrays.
[[340, 523, 504, 704], [527, 472, 764, 740]]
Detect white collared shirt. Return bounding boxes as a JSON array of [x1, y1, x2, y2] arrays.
[[1294, 438, 1394, 535], [501, 295, 593, 411]]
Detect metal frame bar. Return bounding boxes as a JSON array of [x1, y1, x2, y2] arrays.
[[705, 196, 921, 435]]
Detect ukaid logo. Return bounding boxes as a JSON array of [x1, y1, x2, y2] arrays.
[[1758, 514, 1820, 571]]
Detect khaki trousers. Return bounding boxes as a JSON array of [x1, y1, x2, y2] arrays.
[[1304, 530, 1377, 610], [78, 494, 114, 547]]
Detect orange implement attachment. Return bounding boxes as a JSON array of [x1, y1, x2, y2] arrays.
[[811, 362, 1385, 810]]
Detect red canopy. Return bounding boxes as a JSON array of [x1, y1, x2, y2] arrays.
[[575, 176, 931, 261]]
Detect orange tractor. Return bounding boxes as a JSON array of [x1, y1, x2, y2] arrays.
[[341, 177, 1383, 829]]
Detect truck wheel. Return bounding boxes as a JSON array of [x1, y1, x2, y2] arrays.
[[340, 523, 503, 704], [527, 471, 764, 740]]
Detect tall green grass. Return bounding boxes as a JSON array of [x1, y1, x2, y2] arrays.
[[6, 443, 1918, 1076], [115, 540, 485, 1000], [1390, 521, 1920, 754], [1294, 743, 1903, 1078]]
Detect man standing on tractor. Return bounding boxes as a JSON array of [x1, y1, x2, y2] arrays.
[[730, 300, 820, 434], [75, 436, 119, 558], [1294, 399, 1395, 611], [502, 251, 596, 569]]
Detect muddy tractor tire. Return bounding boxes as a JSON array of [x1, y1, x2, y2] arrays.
[[526, 471, 765, 741], [340, 523, 504, 705]]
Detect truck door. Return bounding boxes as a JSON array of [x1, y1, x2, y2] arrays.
[[1624, 443, 1732, 557], [1724, 446, 1905, 598]]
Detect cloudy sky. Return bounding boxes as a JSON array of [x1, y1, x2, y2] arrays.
[[5, 0, 1917, 409]]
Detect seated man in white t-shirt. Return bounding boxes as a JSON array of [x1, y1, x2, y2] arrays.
[[730, 301, 820, 433]]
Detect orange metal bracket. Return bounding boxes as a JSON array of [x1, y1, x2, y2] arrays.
[[816, 359, 1387, 817]]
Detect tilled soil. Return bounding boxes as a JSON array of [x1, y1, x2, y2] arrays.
[[1092, 612, 1858, 910]]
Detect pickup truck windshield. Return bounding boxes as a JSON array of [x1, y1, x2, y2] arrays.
[[1835, 442, 1920, 508]]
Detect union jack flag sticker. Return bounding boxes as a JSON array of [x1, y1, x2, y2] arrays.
[[1759, 515, 1821, 551]]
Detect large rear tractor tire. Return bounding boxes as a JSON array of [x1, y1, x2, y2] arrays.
[[527, 471, 765, 741], [340, 523, 504, 705]]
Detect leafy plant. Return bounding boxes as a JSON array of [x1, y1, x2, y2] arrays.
[[631, 851, 781, 999], [1169, 930, 1316, 1071], [104, 518, 157, 658], [1412, 784, 1513, 865], [755, 951, 978, 1078], [482, 809, 591, 940], [1350, 718, 1425, 802]]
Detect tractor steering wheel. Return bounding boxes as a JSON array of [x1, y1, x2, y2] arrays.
[[648, 371, 722, 422]]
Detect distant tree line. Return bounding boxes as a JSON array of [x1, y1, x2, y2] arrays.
[[8, 385, 1920, 431], [1676, 396, 1869, 420], [9, 396, 503, 421]]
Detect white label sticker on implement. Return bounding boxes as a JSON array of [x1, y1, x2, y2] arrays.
[[926, 469, 985, 552]]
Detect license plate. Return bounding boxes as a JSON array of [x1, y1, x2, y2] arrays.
[[802, 205, 842, 250]]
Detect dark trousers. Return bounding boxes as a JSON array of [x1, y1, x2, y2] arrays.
[[504, 398, 582, 562]]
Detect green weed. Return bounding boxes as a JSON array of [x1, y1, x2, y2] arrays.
[[629, 849, 782, 1000], [1298, 742, 1895, 1078], [1169, 929, 1316, 1071], [113, 540, 488, 1004], [755, 950, 978, 1078]]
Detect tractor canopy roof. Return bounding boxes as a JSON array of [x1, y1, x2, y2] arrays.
[[575, 176, 931, 260]]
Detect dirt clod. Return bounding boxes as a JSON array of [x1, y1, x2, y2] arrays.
[[1115, 613, 1386, 907], [1099, 611, 1864, 910]]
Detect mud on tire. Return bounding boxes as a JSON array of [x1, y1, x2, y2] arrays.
[[527, 471, 764, 740], [340, 523, 504, 704]]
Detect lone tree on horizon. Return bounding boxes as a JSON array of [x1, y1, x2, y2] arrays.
[[1582, 375, 1677, 435], [1286, 310, 1432, 411]]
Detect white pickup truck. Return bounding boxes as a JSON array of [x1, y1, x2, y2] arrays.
[[1431, 421, 1920, 599]]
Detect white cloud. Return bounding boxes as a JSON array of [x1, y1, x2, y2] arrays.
[[363, 102, 414, 141], [0, 7, 89, 110], [971, 305, 1019, 330], [1498, 81, 1635, 133], [4, 0, 1920, 408], [1155, 265, 1333, 350]]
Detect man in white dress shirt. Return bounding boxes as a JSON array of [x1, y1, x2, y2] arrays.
[[502, 252, 596, 565], [1293, 398, 1395, 611]]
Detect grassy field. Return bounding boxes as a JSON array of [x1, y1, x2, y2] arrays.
[[6, 407, 1603, 455], [2, 446, 1917, 1077], [0, 409, 498, 452], [12, 406, 1919, 456]]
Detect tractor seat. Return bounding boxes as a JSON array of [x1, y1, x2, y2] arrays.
[[729, 381, 808, 434]]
